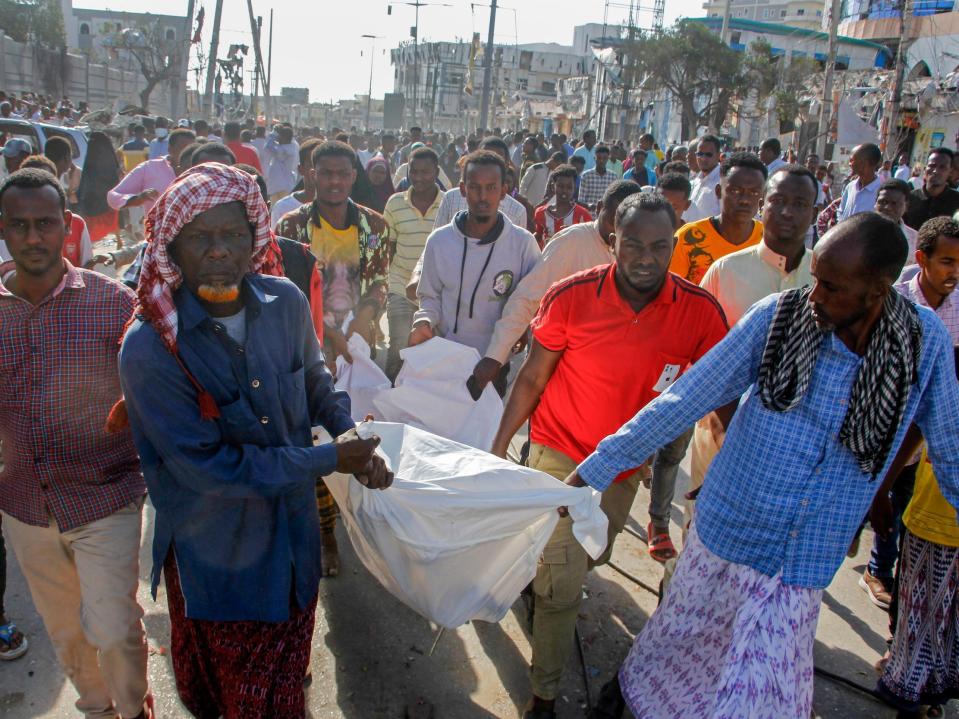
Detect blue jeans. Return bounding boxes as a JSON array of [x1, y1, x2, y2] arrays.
[[867, 462, 918, 580]]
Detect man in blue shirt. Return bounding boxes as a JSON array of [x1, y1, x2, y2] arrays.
[[572, 212, 959, 719], [117, 163, 391, 719]]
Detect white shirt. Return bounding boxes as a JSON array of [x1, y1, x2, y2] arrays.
[[261, 136, 299, 196], [766, 157, 787, 176], [700, 239, 813, 325], [519, 163, 551, 207], [686, 165, 722, 223], [901, 220, 919, 259], [837, 175, 882, 222], [271, 193, 307, 230], [432, 188, 528, 231], [894, 165, 912, 182]]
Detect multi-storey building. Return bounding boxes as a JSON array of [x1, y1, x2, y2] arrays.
[[702, 0, 826, 29], [389, 24, 621, 132]]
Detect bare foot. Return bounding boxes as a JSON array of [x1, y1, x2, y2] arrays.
[[321, 534, 340, 577]]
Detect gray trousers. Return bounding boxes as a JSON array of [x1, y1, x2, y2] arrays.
[[385, 292, 418, 382], [648, 426, 694, 525]]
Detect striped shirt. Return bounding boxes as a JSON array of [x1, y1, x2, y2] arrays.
[[432, 187, 528, 231], [384, 188, 443, 296]]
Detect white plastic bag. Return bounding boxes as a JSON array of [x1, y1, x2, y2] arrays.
[[323, 421, 608, 629], [372, 337, 503, 451], [334, 334, 391, 423]]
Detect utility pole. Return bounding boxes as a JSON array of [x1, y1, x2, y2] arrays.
[[817, 0, 841, 159], [361, 34, 384, 129], [246, 0, 271, 121], [884, 0, 913, 155], [203, 0, 223, 118], [266, 10, 273, 100], [251, 16, 262, 116], [719, 0, 733, 44], [177, 0, 194, 119], [478, 0, 497, 131]]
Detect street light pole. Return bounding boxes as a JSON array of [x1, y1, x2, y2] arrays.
[[478, 0, 497, 131], [388, 2, 452, 128], [362, 34, 384, 130]]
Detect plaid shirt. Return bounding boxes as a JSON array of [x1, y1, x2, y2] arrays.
[[0, 261, 144, 530], [577, 168, 617, 210], [579, 292, 959, 589]]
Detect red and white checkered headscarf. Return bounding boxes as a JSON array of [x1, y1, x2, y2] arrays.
[[136, 162, 282, 355]]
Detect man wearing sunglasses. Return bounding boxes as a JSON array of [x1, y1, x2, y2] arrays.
[[685, 134, 722, 223]]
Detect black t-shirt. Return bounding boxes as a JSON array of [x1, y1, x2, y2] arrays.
[[904, 186, 959, 230]]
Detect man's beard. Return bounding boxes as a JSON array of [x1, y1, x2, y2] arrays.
[[197, 284, 240, 303]]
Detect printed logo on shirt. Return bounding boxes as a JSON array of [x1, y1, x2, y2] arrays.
[[652, 363, 681, 392], [492, 270, 514, 297], [367, 233, 381, 250]]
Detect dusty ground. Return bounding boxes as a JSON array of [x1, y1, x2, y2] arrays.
[[1, 450, 950, 718]]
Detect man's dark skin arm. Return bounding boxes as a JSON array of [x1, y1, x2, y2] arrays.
[[489, 339, 563, 458], [869, 423, 922, 538]]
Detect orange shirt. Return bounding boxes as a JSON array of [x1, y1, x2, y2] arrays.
[[530, 264, 728, 478], [669, 217, 763, 285]]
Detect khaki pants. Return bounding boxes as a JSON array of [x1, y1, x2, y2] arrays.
[[3, 501, 148, 719], [528, 443, 641, 700]]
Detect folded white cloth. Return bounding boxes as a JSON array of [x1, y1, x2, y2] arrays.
[[323, 421, 608, 628]]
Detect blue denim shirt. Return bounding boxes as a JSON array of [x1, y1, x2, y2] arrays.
[[119, 274, 354, 621], [579, 293, 959, 589]]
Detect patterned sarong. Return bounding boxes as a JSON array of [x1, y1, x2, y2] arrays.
[[879, 530, 959, 712], [164, 552, 316, 718], [619, 523, 822, 718]]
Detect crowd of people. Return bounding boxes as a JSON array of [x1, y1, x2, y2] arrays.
[[0, 103, 958, 719]]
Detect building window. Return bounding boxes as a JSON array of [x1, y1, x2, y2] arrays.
[[517, 78, 528, 90], [165, 28, 176, 41], [730, 31, 742, 44], [541, 81, 555, 93], [519, 51, 532, 70], [79, 22, 90, 35], [780, 9, 787, 16], [796, 8, 805, 14]]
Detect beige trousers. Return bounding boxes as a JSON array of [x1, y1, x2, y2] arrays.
[[527, 443, 641, 700], [3, 501, 148, 719]]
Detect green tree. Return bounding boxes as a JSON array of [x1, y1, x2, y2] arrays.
[[106, 22, 182, 111], [622, 20, 745, 138], [0, 0, 65, 48], [743, 39, 820, 132]]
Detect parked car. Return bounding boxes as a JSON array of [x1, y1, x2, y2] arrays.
[[0, 118, 89, 168]]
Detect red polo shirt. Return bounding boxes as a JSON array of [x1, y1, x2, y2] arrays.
[[530, 263, 728, 479]]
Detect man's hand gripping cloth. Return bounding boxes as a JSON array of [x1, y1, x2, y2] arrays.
[[322, 421, 608, 629]]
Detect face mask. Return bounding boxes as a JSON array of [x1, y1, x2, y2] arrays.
[[155, 128, 168, 139]]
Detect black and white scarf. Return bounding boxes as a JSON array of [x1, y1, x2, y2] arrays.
[[756, 287, 923, 477]]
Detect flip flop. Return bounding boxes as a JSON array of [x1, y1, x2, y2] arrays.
[[647, 523, 677, 563], [0, 622, 28, 661]]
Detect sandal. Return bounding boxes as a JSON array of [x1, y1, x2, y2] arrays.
[[0, 622, 28, 661], [647, 522, 677, 563]]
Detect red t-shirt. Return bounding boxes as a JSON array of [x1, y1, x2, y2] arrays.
[[530, 264, 728, 479], [533, 203, 592, 249], [226, 141, 263, 173]]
